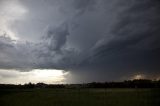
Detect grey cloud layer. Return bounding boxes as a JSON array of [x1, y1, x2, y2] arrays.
[[0, 0, 160, 82], [0, 36, 37, 69]]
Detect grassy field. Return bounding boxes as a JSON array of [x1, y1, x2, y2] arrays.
[[0, 88, 160, 106]]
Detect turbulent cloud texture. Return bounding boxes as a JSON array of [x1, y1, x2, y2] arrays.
[[0, 0, 160, 83]]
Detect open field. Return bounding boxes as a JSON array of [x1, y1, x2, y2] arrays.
[[0, 88, 160, 106]]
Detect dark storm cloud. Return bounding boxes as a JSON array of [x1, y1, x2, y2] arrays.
[[35, 23, 78, 69], [0, 0, 160, 82], [43, 23, 69, 51], [0, 35, 37, 69], [76, 0, 160, 81], [72, 0, 96, 15], [65, 0, 160, 82]]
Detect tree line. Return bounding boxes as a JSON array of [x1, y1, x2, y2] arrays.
[[0, 79, 160, 89]]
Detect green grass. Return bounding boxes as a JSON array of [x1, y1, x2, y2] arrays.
[[0, 88, 160, 106]]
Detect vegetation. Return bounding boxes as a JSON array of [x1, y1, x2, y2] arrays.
[[0, 79, 160, 89], [0, 88, 160, 106], [0, 80, 160, 106]]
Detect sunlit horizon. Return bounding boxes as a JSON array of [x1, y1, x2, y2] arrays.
[[0, 69, 69, 84]]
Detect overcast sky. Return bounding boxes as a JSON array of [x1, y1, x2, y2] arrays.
[[0, 0, 160, 83]]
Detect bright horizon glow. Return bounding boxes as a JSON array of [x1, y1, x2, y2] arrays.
[[0, 69, 69, 84], [131, 74, 146, 80]]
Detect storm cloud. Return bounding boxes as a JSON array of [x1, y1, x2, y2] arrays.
[[0, 0, 160, 83]]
